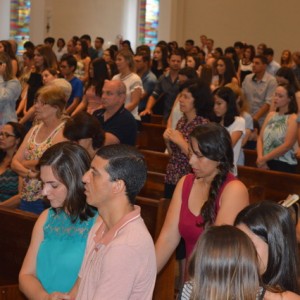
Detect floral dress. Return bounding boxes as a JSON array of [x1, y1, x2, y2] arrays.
[[165, 116, 208, 185], [21, 122, 65, 202]]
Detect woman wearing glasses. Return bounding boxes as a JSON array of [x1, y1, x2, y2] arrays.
[[0, 122, 26, 204], [0, 52, 22, 128], [11, 85, 67, 214]]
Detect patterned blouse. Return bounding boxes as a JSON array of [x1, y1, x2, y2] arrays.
[[165, 116, 208, 185], [21, 122, 65, 202]]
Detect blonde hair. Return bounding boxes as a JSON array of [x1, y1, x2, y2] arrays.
[[35, 85, 66, 118], [117, 49, 135, 72]]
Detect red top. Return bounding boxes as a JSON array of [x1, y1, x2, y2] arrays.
[[178, 173, 236, 259]]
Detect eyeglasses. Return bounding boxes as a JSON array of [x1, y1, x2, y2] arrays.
[[0, 132, 16, 138]]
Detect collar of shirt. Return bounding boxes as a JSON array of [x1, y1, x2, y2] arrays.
[[252, 72, 268, 83], [94, 205, 141, 248]]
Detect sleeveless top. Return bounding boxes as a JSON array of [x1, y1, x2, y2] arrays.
[[165, 115, 208, 185], [263, 113, 297, 165], [85, 85, 102, 115], [74, 60, 85, 81], [37, 208, 98, 293], [179, 173, 237, 259], [0, 168, 19, 202], [21, 122, 65, 202]]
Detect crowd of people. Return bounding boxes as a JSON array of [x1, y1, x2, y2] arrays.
[[0, 34, 300, 299]]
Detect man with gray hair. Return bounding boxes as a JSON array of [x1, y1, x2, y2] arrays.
[[93, 80, 137, 145]]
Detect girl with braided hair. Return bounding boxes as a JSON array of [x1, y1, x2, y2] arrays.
[[155, 123, 249, 274]]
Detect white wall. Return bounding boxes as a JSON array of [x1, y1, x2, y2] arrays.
[[176, 0, 300, 60], [0, 0, 11, 39], [37, 0, 138, 50], [6, 0, 300, 60]]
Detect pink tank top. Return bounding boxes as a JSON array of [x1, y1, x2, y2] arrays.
[[179, 173, 236, 259]]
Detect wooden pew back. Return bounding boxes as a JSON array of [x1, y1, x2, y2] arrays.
[[136, 123, 166, 152], [238, 165, 300, 202], [139, 171, 165, 200], [141, 149, 169, 174], [0, 207, 37, 285]]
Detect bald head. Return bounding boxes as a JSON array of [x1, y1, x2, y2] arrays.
[[101, 80, 127, 112]]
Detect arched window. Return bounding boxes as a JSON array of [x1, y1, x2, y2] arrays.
[[139, 0, 159, 50], [10, 0, 31, 54]]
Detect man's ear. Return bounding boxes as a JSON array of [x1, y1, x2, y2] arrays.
[[113, 179, 126, 194]]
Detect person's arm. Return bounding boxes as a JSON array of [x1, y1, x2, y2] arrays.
[[125, 88, 142, 112], [252, 103, 270, 122], [230, 131, 243, 147], [19, 210, 49, 300], [258, 114, 298, 165], [71, 95, 87, 116], [214, 179, 249, 225], [19, 107, 35, 124], [167, 129, 189, 156], [68, 278, 80, 300], [155, 176, 183, 273], [256, 112, 273, 169], [104, 132, 120, 145], [17, 84, 28, 116], [81, 57, 91, 84], [163, 128, 172, 155], [167, 97, 179, 129], [0, 78, 21, 102], [12, 60, 18, 77], [139, 95, 157, 116], [11, 128, 40, 178], [66, 97, 80, 115]]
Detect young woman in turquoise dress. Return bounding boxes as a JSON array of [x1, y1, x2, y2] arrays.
[[257, 84, 298, 173], [19, 142, 97, 299]]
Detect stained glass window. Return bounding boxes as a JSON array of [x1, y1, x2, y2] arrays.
[[10, 0, 31, 54], [139, 0, 159, 51]]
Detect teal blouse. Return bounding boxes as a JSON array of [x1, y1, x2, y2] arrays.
[[37, 208, 97, 293]]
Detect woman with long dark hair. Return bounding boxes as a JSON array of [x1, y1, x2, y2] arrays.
[[19, 142, 97, 299], [72, 58, 109, 116], [156, 123, 249, 273]]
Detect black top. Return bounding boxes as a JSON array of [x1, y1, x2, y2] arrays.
[[93, 105, 137, 146]]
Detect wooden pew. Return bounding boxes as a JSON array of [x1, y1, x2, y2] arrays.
[[139, 171, 165, 200], [0, 284, 27, 300], [136, 196, 174, 300], [149, 114, 164, 125], [0, 207, 37, 286], [136, 123, 166, 152], [238, 165, 300, 202], [141, 149, 169, 174]]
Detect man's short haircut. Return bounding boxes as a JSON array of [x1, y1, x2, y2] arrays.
[[96, 37, 104, 44], [96, 145, 147, 205], [80, 34, 91, 42], [61, 53, 77, 71], [263, 47, 274, 56], [44, 37, 55, 45], [135, 52, 151, 63], [185, 39, 195, 46], [234, 41, 244, 49], [254, 54, 268, 65], [169, 49, 183, 60]]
